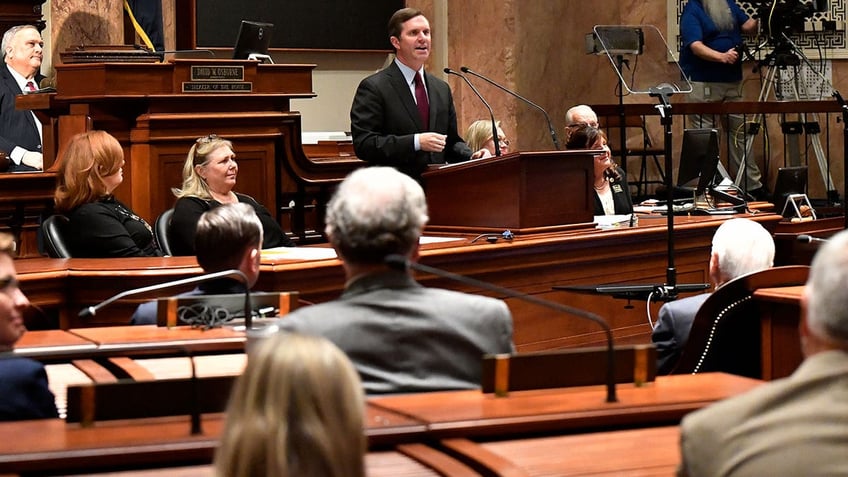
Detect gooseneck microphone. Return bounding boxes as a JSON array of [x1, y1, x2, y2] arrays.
[[385, 254, 617, 403], [460, 66, 562, 150], [78, 269, 254, 330], [444, 67, 501, 157], [797, 234, 828, 244]]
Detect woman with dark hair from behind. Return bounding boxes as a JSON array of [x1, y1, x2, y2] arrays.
[[214, 332, 366, 477], [565, 124, 633, 216], [170, 134, 294, 256], [54, 130, 163, 257]]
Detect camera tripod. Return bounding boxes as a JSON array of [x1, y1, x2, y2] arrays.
[[742, 33, 839, 203]]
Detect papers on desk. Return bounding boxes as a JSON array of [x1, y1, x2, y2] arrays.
[[262, 247, 338, 261], [262, 236, 465, 261], [595, 214, 635, 229]]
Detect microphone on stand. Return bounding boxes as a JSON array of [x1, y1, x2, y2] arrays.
[[444, 67, 500, 157], [384, 254, 617, 403], [460, 66, 562, 150], [78, 269, 254, 330], [797, 234, 828, 244]]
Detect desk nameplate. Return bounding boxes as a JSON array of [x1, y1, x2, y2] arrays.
[[190, 65, 244, 81], [182, 82, 253, 93]]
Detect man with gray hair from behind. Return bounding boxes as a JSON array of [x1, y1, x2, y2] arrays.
[[678, 228, 848, 476], [279, 166, 515, 394], [652, 217, 774, 373]]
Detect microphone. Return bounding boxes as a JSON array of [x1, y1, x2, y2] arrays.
[[385, 254, 617, 403], [460, 66, 561, 150], [78, 269, 255, 330], [444, 67, 501, 157], [797, 234, 828, 244]]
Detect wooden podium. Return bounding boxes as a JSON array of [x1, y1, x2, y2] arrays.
[[10, 59, 361, 255], [423, 150, 595, 233]]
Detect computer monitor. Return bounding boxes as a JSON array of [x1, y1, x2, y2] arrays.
[[232, 20, 274, 60], [772, 165, 808, 216], [677, 128, 721, 195]]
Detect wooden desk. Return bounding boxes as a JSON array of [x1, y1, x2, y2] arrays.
[[369, 372, 760, 439], [15, 214, 783, 352], [754, 285, 804, 380], [0, 373, 749, 475]]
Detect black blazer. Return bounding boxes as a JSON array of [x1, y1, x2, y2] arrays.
[[350, 61, 471, 179], [593, 166, 634, 215], [0, 65, 43, 172]]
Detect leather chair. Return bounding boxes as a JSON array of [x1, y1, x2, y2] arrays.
[[673, 265, 810, 379], [41, 215, 73, 258], [154, 208, 175, 256]]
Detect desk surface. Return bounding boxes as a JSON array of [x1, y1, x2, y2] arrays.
[[0, 372, 757, 474]]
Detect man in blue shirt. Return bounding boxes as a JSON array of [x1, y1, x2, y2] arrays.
[[679, 0, 764, 199]]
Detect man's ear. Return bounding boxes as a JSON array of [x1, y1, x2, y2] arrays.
[[389, 35, 400, 50], [708, 251, 721, 287]]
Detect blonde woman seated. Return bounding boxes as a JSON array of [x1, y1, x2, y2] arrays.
[[565, 124, 633, 216], [170, 134, 295, 256], [465, 119, 510, 157], [54, 130, 163, 257], [214, 332, 365, 477]]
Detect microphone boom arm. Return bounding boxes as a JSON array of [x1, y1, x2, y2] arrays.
[[445, 68, 500, 156], [461, 66, 562, 150]]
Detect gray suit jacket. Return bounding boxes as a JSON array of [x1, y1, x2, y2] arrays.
[[350, 61, 471, 180], [652, 293, 711, 374], [679, 350, 848, 476], [279, 270, 515, 394]]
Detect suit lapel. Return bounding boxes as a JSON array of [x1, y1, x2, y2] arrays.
[[387, 62, 425, 131], [1, 68, 39, 134]]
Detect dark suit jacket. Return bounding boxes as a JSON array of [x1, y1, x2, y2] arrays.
[[279, 270, 515, 395], [0, 65, 43, 172], [593, 166, 634, 215], [0, 356, 58, 421], [651, 292, 711, 374], [350, 61, 471, 179]]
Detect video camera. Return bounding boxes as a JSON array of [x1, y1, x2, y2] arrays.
[[753, 0, 827, 40]]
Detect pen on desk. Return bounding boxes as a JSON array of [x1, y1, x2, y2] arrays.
[[629, 213, 636, 227]]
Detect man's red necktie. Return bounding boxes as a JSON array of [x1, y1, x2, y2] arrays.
[[413, 72, 429, 128], [25, 81, 36, 92]]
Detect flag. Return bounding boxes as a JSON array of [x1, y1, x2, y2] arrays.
[[124, 0, 165, 52]]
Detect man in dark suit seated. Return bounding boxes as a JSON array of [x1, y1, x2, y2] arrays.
[[350, 8, 489, 181], [651, 218, 774, 374], [130, 203, 263, 325], [0, 232, 58, 420], [679, 228, 848, 476], [279, 167, 515, 394], [1, 25, 45, 172]]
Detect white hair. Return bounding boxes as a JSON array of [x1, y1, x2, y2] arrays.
[[711, 218, 774, 282], [565, 105, 598, 126], [702, 0, 736, 32], [806, 229, 848, 342], [2, 25, 38, 61]]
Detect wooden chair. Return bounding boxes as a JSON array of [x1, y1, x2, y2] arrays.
[[674, 265, 810, 378], [481, 344, 656, 395]]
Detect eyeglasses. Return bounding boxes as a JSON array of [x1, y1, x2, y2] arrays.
[[196, 134, 219, 144]]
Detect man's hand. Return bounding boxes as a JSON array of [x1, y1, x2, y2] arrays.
[[420, 133, 447, 152], [719, 48, 739, 64], [21, 151, 43, 170]]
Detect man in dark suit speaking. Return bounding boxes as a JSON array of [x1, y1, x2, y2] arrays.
[[1, 24, 45, 172], [350, 8, 487, 180]]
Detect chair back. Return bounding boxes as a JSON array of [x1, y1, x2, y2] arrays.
[[41, 215, 72, 258], [154, 208, 174, 256], [674, 265, 810, 378]]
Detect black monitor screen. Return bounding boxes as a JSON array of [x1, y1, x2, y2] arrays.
[[772, 166, 808, 216], [677, 128, 720, 195], [232, 20, 273, 60]]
